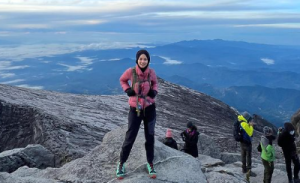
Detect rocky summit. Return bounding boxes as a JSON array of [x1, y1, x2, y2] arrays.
[[0, 78, 291, 182], [0, 125, 288, 183], [0, 78, 241, 164]]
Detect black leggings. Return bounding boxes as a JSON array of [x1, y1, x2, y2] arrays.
[[120, 104, 156, 164], [284, 150, 300, 180]]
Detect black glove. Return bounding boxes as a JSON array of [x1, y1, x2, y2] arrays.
[[147, 89, 157, 99], [125, 88, 136, 97]]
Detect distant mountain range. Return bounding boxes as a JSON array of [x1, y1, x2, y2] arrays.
[[192, 83, 300, 126], [1, 39, 300, 125], [166, 76, 300, 126]]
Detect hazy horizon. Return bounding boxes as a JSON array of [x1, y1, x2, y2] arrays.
[[0, 0, 299, 47]]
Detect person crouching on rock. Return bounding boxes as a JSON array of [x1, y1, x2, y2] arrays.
[[163, 129, 178, 150], [181, 122, 200, 158], [116, 49, 158, 179]]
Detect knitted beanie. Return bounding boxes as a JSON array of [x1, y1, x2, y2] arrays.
[[166, 129, 172, 138], [263, 126, 272, 136], [187, 122, 193, 129]]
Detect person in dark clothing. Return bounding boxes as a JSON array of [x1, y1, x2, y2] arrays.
[[163, 129, 178, 150], [278, 122, 300, 183], [181, 122, 199, 158], [117, 49, 158, 179]]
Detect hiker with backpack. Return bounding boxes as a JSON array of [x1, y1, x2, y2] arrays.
[[163, 129, 178, 150], [234, 112, 255, 176], [181, 122, 200, 158], [116, 49, 158, 179], [257, 126, 276, 183], [278, 122, 300, 183]]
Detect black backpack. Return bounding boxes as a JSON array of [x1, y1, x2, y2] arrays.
[[233, 120, 242, 142]]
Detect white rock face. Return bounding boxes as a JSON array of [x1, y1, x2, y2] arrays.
[[0, 84, 129, 165], [0, 126, 289, 183], [0, 125, 207, 183], [0, 79, 289, 183], [0, 79, 240, 166]]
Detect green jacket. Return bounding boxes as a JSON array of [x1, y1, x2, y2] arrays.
[[260, 136, 275, 162]]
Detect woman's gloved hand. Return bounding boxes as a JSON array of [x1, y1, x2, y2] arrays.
[[147, 89, 157, 99], [125, 88, 136, 97]]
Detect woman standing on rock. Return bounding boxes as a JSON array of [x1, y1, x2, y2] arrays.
[[116, 49, 158, 179]]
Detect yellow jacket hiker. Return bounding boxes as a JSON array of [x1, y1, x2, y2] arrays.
[[238, 114, 254, 144], [238, 112, 256, 179]]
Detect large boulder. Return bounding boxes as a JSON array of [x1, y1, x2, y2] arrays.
[[0, 126, 290, 183], [0, 78, 241, 168], [0, 126, 207, 183], [0, 144, 54, 173]]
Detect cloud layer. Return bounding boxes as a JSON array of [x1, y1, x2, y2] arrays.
[[0, 0, 299, 45]]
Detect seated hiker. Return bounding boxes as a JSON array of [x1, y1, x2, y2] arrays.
[[162, 129, 178, 150], [181, 122, 200, 158]]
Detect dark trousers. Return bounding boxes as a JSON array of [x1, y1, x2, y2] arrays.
[[262, 159, 274, 183], [120, 104, 156, 164], [283, 150, 300, 181], [241, 142, 252, 171]]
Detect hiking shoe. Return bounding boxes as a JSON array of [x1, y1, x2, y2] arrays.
[[249, 171, 256, 177], [116, 162, 125, 179], [146, 163, 156, 179], [242, 168, 247, 173], [246, 171, 250, 183], [246, 170, 256, 177]]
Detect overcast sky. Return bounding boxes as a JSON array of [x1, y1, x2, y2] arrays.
[[0, 0, 299, 46]]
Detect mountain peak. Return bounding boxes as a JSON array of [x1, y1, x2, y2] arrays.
[[0, 78, 287, 182]]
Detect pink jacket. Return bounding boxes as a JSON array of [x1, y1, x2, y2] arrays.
[[120, 65, 158, 109]]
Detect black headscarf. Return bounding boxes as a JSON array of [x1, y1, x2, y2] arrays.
[[136, 49, 150, 72]]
